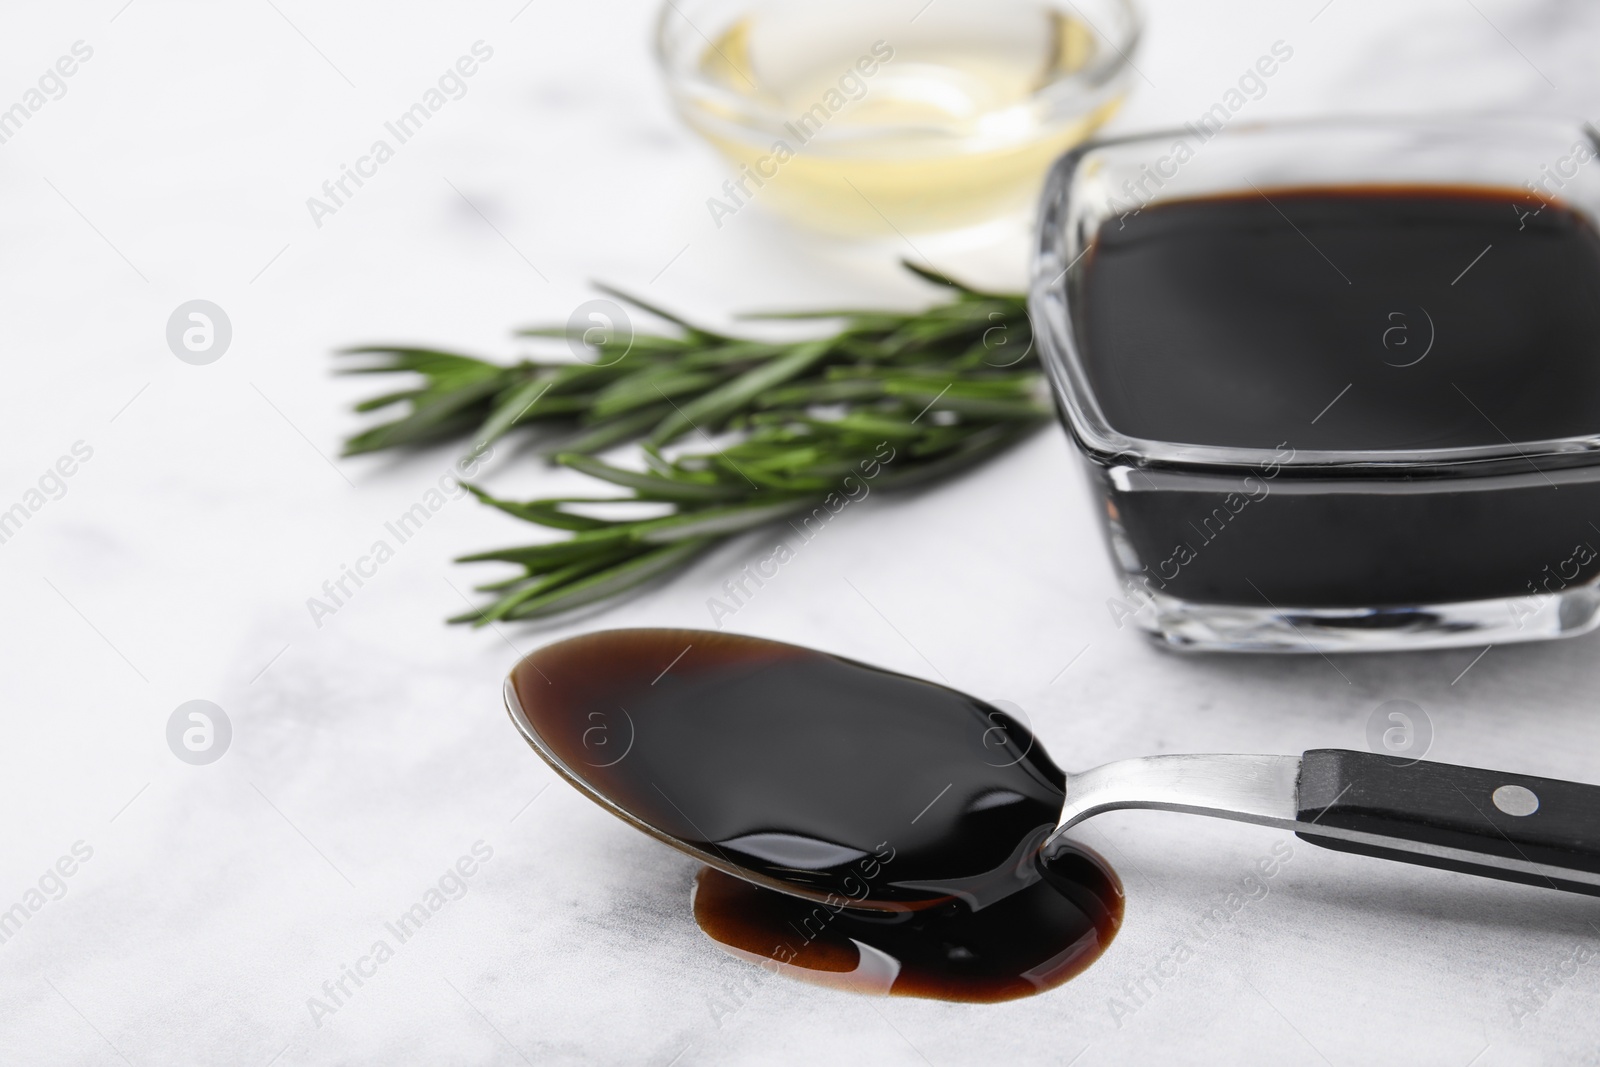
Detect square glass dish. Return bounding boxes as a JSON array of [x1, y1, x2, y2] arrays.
[[1029, 116, 1600, 652]]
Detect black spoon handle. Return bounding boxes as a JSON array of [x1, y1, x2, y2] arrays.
[[1295, 749, 1600, 896]]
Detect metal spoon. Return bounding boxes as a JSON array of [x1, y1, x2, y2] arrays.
[[505, 633, 1600, 902]]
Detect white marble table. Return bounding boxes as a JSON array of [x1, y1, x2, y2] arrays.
[[3, 1, 1599, 1063]]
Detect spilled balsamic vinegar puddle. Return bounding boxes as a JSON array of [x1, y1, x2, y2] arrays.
[[509, 629, 1123, 1002], [693, 844, 1121, 1003]]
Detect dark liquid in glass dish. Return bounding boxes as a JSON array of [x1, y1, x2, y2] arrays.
[[1072, 188, 1600, 609], [1081, 187, 1600, 452], [510, 629, 1122, 1001]]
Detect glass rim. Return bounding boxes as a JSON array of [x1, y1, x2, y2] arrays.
[[652, 0, 1143, 149], [1029, 113, 1600, 476]]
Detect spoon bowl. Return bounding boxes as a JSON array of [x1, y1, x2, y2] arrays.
[[505, 627, 1068, 910]]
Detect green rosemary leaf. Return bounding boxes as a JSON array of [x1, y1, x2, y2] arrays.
[[678, 340, 785, 368], [738, 309, 905, 329], [591, 366, 729, 419], [337, 346, 504, 378], [556, 452, 747, 501], [805, 413, 929, 440], [341, 373, 511, 455], [646, 340, 833, 447], [880, 383, 1048, 421], [898, 259, 989, 295], [632, 498, 814, 542], [342, 407, 482, 456], [516, 328, 693, 356], [877, 422, 1040, 489], [463, 545, 646, 624], [462, 485, 616, 531], [559, 405, 676, 455], [755, 380, 887, 407], [474, 572, 536, 593], [592, 283, 733, 342], [462, 538, 716, 624], [456, 530, 628, 566], [352, 389, 426, 414], [475, 376, 555, 445]]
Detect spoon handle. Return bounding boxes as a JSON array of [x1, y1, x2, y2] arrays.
[[1296, 749, 1600, 896]]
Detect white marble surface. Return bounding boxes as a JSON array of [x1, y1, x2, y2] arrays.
[[3, 1, 1600, 1064]]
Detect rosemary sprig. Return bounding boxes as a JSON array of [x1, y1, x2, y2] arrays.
[[339, 262, 1044, 624]]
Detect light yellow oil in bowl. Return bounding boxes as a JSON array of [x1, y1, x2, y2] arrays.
[[659, 0, 1140, 236]]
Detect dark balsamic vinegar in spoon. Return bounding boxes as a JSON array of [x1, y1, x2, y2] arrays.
[[510, 629, 1123, 1001]]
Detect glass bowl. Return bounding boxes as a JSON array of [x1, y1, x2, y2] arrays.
[[656, 0, 1141, 236], [1030, 115, 1600, 653]]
